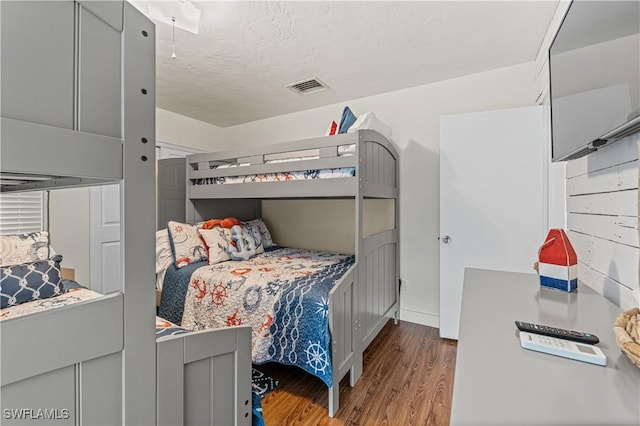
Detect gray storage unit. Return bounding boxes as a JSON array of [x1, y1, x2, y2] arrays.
[[1, 2, 156, 425]]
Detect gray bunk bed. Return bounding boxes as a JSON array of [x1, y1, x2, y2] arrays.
[[156, 320, 252, 426], [0, 2, 156, 424], [2, 3, 252, 426], [183, 129, 400, 416]]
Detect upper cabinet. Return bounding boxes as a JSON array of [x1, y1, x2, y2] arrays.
[[1, 1, 75, 130], [1, 0, 123, 139], [78, 3, 122, 138]]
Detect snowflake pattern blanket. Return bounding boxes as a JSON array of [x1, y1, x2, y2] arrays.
[[180, 247, 355, 388]]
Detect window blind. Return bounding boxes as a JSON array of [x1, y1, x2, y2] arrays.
[[0, 192, 45, 235]]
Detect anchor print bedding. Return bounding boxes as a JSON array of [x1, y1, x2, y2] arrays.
[[168, 247, 354, 387]]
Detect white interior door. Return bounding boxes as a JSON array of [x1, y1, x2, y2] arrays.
[[440, 106, 546, 339], [90, 184, 122, 294], [90, 143, 200, 292]]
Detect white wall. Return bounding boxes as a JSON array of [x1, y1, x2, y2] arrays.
[[261, 199, 395, 255], [156, 108, 226, 151], [48, 108, 223, 287], [49, 188, 90, 286], [566, 134, 640, 309], [224, 61, 540, 327]]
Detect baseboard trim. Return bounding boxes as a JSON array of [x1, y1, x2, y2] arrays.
[[400, 309, 439, 329]]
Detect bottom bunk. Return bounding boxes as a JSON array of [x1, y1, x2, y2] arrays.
[[1, 287, 123, 425], [155, 211, 399, 418], [158, 242, 358, 417]]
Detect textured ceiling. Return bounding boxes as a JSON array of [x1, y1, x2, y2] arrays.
[[152, 1, 559, 127]]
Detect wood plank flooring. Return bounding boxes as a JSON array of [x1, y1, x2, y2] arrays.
[[259, 319, 457, 425]]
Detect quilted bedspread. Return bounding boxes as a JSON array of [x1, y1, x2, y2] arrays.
[[0, 287, 101, 321], [163, 247, 355, 387], [155, 316, 190, 339]]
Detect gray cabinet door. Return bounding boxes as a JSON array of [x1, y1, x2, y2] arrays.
[[78, 0, 123, 31], [1, 1, 74, 130], [79, 5, 122, 138], [1, 366, 76, 425]]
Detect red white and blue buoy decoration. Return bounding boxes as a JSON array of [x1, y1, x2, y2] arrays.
[[538, 229, 578, 292]]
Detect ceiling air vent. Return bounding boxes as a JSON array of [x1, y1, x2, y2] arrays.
[[286, 78, 329, 95]]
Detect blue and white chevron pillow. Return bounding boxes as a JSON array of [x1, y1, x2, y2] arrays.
[[0, 255, 64, 308]]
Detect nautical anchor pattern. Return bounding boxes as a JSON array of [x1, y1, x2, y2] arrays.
[[180, 247, 355, 387]]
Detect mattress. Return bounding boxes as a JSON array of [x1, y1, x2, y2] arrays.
[[194, 167, 355, 186], [0, 287, 102, 321], [159, 247, 355, 387]]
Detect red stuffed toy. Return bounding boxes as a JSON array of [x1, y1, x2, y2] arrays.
[[202, 217, 240, 230]]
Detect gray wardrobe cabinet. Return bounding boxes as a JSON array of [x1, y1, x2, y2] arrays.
[[1, 0, 123, 139]]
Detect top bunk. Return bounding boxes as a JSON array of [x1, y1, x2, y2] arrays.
[[187, 129, 399, 200], [0, 0, 128, 193], [0, 119, 123, 192]]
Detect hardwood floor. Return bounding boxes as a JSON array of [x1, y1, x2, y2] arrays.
[[259, 320, 458, 425]]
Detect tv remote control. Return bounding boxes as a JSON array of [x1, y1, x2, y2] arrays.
[[515, 321, 599, 345]]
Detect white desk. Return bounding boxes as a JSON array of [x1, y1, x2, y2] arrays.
[[451, 268, 640, 425]]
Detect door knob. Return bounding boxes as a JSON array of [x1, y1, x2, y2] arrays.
[[442, 235, 451, 244]]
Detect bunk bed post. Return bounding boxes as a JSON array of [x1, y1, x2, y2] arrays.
[[353, 131, 365, 384], [395, 151, 401, 325], [121, 4, 157, 425], [186, 159, 196, 223], [328, 384, 340, 418]]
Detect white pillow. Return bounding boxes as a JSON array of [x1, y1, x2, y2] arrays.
[[0, 231, 50, 267], [246, 219, 274, 248], [198, 228, 234, 265], [156, 228, 173, 276], [347, 111, 392, 140], [167, 221, 208, 268]]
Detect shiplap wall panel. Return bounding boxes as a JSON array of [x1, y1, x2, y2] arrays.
[[567, 191, 637, 216], [577, 261, 638, 311], [567, 213, 638, 247], [566, 133, 640, 308], [568, 230, 637, 290], [566, 160, 637, 196]]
